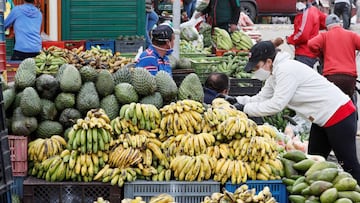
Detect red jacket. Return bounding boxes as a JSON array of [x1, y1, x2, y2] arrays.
[[287, 6, 327, 58], [308, 25, 360, 77]]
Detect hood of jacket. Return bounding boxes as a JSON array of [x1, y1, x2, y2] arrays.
[[272, 51, 292, 72], [20, 3, 40, 18]]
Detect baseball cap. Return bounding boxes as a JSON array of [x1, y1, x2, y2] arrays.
[[244, 41, 276, 72], [326, 14, 340, 27], [151, 24, 174, 42]]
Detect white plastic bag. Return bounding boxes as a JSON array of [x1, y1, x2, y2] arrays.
[[195, 0, 210, 11], [180, 15, 202, 41]]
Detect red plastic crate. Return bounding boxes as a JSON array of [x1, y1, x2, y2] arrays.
[[64, 40, 86, 50], [8, 135, 28, 176], [5, 62, 20, 83], [42, 41, 65, 49]]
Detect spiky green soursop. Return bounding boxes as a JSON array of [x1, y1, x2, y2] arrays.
[[113, 66, 133, 85], [140, 92, 163, 109], [20, 87, 42, 117], [178, 73, 204, 102], [15, 58, 37, 90], [131, 68, 157, 96], [59, 64, 82, 92], [100, 94, 120, 120], [96, 69, 115, 97], [114, 83, 138, 104], [155, 70, 178, 102], [79, 65, 98, 82], [76, 82, 100, 115]]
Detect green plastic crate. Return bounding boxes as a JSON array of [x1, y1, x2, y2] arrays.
[[190, 59, 221, 84]]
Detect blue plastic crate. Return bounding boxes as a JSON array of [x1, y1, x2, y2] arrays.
[[0, 191, 11, 203], [10, 176, 24, 198], [224, 180, 288, 203], [85, 39, 115, 54], [124, 180, 220, 203]]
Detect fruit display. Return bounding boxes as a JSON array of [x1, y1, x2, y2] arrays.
[[281, 150, 360, 203], [202, 185, 276, 203], [231, 30, 254, 50], [28, 135, 67, 162]]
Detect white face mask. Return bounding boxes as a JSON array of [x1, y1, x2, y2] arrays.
[[296, 2, 306, 11], [252, 67, 271, 81]]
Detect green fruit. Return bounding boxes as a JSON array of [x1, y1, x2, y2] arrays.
[[334, 198, 353, 203], [289, 195, 306, 203], [292, 182, 309, 195], [309, 180, 333, 196], [320, 188, 338, 203], [334, 177, 358, 191], [283, 150, 307, 162], [338, 191, 360, 202], [293, 158, 315, 172], [305, 161, 338, 177], [314, 168, 339, 182]]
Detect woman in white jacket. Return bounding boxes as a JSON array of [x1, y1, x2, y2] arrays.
[[224, 39, 360, 183]]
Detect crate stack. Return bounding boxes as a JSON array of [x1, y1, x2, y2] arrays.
[[0, 0, 5, 72]]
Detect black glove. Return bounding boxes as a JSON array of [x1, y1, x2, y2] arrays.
[[216, 94, 237, 105], [233, 103, 244, 111]]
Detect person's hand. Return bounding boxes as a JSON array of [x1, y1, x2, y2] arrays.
[[216, 94, 237, 104], [233, 103, 244, 111], [229, 24, 239, 33]]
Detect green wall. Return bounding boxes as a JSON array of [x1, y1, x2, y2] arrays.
[[61, 0, 145, 40]]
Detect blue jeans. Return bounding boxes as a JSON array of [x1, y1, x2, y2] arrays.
[[146, 11, 159, 48], [184, 0, 197, 18], [334, 2, 351, 29], [295, 55, 318, 69]]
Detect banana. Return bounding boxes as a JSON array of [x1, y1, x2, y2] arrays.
[[51, 135, 67, 146], [94, 164, 110, 181]]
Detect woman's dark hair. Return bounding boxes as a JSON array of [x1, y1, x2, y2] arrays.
[[204, 73, 229, 93], [25, 0, 35, 3]]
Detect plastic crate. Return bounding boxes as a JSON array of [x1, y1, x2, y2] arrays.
[[172, 68, 195, 86], [228, 78, 263, 96], [115, 39, 145, 53], [23, 177, 122, 203], [42, 41, 65, 49], [224, 180, 288, 203], [0, 84, 6, 131], [0, 133, 13, 196], [85, 39, 115, 53], [0, 191, 11, 203], [8, 135, 28, 176], [190, 59, 221, 84], [158, 2, 173, 11], [10, 176, 24, 198], [5, 37, 14, 59], [64, 40, 86, 50], [5, 61, 20, 83], [124, 180, 220, 203]]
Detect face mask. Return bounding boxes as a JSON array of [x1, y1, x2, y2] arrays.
[[296, 2, 306, 11], [252, 66, 271, 81]]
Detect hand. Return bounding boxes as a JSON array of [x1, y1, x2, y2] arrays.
[[216, 94, 238, 104], [229, 24, 239, 32], [233, 103, 244, 111]]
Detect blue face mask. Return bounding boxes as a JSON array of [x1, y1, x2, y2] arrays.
[[166, 49, 173, 55]]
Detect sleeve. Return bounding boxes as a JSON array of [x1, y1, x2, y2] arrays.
[[318, 10, 327, 30], [4, 7, 17, 29], [287, 12, 311, 45], [307, 33, 324, 57], [230, 0, 241, 25], [353, 32, 360, 50], [242, 68, 298, 117], [135, 53, 158, 71], [235, 79, 274, 105]]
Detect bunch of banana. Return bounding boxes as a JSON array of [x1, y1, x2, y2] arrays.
[[147, 142, 170, 168], [159, 100, 204, 138], [256, 124, 278, 139], [161, 133, 216, 157], [29, 155, 63, 181], [109, 145, 142, 168], [66, 150, 106, 182], [206, 143, 236, 160], [117, 103, 162, 132], [94, 164, 137, 187], [94, 197, 111, 203], [115, 132, 149, 149], [149, 166, 172, 181], [235, 136, 278, 163], [202, 185, 276, 203], [213, 158, 252, 184], [121, 197, 146, 203], [231, 30, 254, 50], [111, 117, 140, 135], [68, 109, 113, 153], [35, 48, 68, 74], [216, 117, 258, 141], [149, 194, 175, 203], [170, 154, 215, 181], [211, 98, 248, 118], [28, 135, 67, 162]]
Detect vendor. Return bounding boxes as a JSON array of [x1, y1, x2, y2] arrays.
[[203, 72, 230, 104], [135, 24, 174, 76], [219, 39, 360, 183]]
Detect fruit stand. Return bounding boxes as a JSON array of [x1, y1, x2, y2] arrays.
[[1, 9, 360, 203]]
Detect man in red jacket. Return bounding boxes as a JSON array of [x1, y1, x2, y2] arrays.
[[308, 14, 360, 101], [286, 0, 327, 69]]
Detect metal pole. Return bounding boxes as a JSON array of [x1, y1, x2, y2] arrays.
[[172, 0, 180, 59]]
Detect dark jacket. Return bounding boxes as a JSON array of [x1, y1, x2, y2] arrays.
[[203, 0, 241, 27], [204, 87, 219, 104]]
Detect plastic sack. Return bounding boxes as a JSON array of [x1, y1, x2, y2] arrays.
[[195, 0, 210, 11], [180, 15, 202, 41]]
